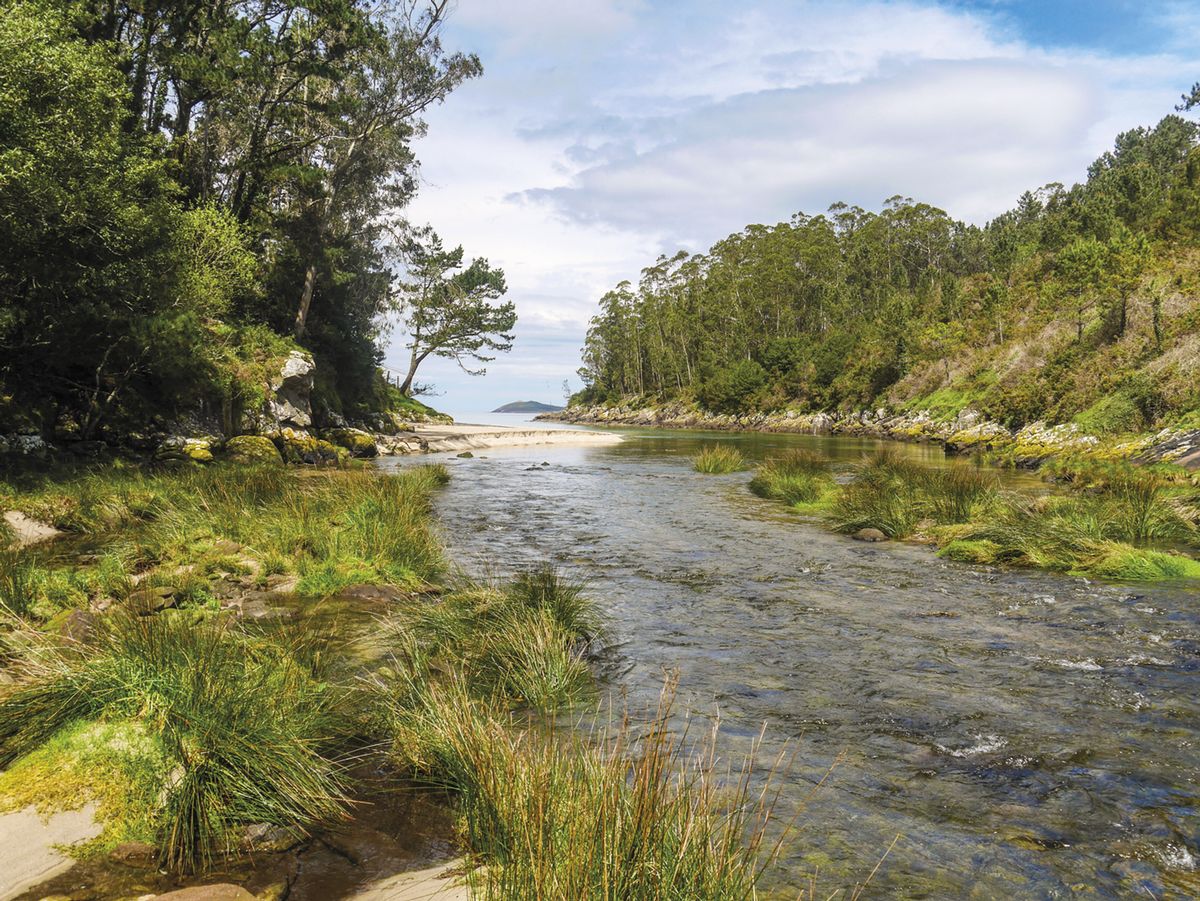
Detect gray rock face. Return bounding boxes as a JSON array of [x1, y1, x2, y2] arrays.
[[266, 350, 315, 430]]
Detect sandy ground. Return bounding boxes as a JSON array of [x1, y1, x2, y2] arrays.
[[347, 861, 470, 900], [0, 804, 101, 900], [413, 423, 622, 454]]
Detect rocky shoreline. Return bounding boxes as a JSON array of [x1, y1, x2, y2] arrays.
[[540, 403, 1200, 469], [0, 351, 619, 467]]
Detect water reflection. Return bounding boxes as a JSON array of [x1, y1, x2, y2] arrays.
[[380, 430, 1200, 898]]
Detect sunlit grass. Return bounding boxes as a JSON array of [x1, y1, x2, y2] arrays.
[[692, 444, 748, 473]]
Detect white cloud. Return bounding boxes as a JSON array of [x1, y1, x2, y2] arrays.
[[392, 0, 1197, 410]]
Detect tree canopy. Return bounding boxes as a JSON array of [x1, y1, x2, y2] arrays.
[[395, 229, 515, 396], [0, 0, 482, 438], [576, 112, 1200, 433]]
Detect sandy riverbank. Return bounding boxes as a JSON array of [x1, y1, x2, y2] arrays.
[[412, 423, 623, 454]]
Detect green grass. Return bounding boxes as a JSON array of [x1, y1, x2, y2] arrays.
[[691, 444, 748, 473], [379, 675, 782, 900], [0, 614, 350, 872], [749, 450, 835, 506]]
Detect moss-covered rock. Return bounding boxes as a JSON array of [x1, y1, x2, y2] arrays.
[[276, 429, 341, 465], [156, 437, 214, 464], [224, 435, 283, 465], [325, 428, 378, 458]]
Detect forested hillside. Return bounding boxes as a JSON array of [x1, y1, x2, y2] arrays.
[[0, 0, 478, 443], [575, 106, 1200, 435]]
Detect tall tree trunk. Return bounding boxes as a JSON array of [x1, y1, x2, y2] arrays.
[[293, 264, 317, 340]]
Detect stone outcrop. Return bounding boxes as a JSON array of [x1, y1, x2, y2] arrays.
[[325, 427, 379, 458], [266, 350, 315, 431], [155, 436, 216, 464]]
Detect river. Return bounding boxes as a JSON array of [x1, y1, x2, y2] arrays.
[[380, 426, 1200, 899]]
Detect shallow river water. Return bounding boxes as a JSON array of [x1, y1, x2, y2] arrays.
[[383, 427, 1200, 899]]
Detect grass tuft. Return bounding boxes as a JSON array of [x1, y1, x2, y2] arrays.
[[692, 444, 748, 474]]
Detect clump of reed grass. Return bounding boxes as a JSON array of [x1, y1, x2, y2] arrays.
[[390, 566, 603, 715], [692, 444, 748, 474], [922, 463, 999, 524], [831, 450, 925, 538], [0, 614, 350, 872], [379, 675, 783, 900], [749, 449, 834, 507], [0, 548, 35, 619]]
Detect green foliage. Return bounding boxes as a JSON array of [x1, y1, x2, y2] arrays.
[[0, 0, 482, 441], [749, 450, 835, 506], [698, 360, 767, 413], [0, 615, 349, 872], [574, 113, 1200, 432], [395, 228, 515, 396], [691, 444, 748, 473]]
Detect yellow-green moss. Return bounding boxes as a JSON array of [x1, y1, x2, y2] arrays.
[[224, 434, 283, 465], [0, 720, 168, 856]]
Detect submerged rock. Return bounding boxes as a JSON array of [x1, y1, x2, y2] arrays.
[[153, 886, 256, 901]]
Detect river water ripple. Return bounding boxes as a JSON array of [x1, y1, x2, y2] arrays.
[[381, 429, 1199, 899]]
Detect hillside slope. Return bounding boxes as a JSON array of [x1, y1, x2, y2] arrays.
[[572, 112, 1200, 439]]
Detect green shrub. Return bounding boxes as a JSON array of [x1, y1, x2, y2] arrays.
[[698, 360, 767, 413], [691, 444, 748, 473], [1073, 392, 1143, 435]]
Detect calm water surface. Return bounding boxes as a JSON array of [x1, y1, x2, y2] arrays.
[[381, 429, 1200, 899]]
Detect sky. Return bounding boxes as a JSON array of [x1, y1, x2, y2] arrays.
[[385, 0, 1199, 414]]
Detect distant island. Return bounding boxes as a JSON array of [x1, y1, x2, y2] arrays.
[[492, 400, 565, 413]]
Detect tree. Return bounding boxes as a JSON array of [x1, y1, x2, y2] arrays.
[[1056, 237, 1106, 340], [395, 230, 515, 396]]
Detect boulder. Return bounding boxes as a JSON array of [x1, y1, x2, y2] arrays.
[[152, 885, 256, 901], [275, 428, 339, 465], [852, 528, 888, 542], [224, 435, 283, 465], [326, 427, 378, 458], [128, 585, 179, 615], [3, 510, 61, 548], [267, 351, 315, 430], [156, 436, 215, 464]]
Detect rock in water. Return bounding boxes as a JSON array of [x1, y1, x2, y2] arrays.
[[2, 510, 61, 548], [852, 528, 888, 542], [152, 886, 256, 901]]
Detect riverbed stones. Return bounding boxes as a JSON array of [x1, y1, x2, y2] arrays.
[[128, 584, 179, 615], [852, 528, 888, 542]]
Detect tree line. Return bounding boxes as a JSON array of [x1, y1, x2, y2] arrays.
[[576, 107, 1200, 432], [0, 0, 513, 442]]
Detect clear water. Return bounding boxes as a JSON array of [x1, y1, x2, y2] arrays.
[[380, 429, 1200, 899]]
